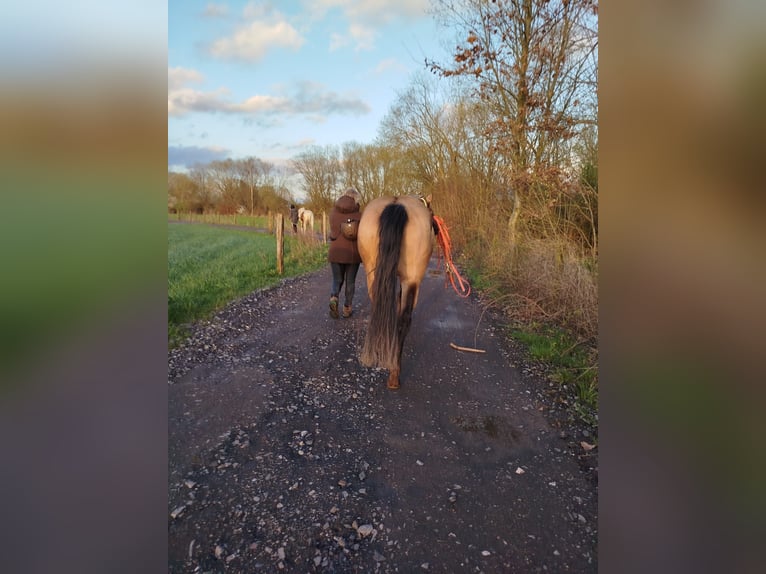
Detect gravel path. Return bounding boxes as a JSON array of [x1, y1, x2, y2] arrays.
[[168, 256, 598, 573]]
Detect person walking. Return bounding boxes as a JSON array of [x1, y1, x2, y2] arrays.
[[328, 188, 362, 319], [289, 204, 299, 233]]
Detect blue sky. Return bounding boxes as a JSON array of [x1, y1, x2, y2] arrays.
[[169, 0, 450, 180]]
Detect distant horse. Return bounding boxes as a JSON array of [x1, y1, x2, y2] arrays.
[[357, 195, 434, 389], [298, 207, 315, 234]]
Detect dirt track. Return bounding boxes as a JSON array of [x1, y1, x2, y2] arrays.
[[168, 252, 598, 573]]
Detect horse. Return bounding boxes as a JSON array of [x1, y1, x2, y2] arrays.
[[357, 195, 434, 389], [298, 207, 315, 234]]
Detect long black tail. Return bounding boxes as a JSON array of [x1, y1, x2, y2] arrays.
[[360, 202, 408, 369]]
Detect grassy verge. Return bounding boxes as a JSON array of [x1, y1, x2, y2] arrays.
[[511, 324, 598, 429], [463, 256, 598, 430], [168, 224, 327, 347], [456, 231, 598, 428]]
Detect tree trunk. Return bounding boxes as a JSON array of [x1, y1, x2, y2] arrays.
[[508, 189, 522, 263]]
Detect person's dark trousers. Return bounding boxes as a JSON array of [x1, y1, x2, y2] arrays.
[[330, 262, 360, 306]]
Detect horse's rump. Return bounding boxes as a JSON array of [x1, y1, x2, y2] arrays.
[[298, 208, 314, 233], [358, 197, 433, 379]]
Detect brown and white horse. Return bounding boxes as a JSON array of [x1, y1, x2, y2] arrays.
[[357, 195, 434, 389]]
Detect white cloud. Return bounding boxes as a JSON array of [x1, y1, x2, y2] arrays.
[[288, 80, 370, 115], [168, 86, 232, 117], [168, 67, 204, 91], [233, 94, 291, 114], [168, 68, 371, 119], [348, 23, 376, 51], [209, 14, 304, 61], [304, 0, 429, 51], [329, 24, 374, 52]]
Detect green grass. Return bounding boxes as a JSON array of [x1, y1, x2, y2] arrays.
[[168, 224, 327, 346], [463, 262, 494, 293], [168, 213, 270, 228], [511, 324, 598, 428]]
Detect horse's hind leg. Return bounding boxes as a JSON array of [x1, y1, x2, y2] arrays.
[[387, 284, 417, 390], [366, 269, 376, 302]]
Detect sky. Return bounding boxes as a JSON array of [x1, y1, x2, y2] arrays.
[[168, 0, 451, 188]]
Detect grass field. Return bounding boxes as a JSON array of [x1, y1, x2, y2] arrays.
[[168, 212, 270, 228], [168, 223, 327, 346]]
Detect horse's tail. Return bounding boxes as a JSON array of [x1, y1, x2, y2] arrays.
[[360, 202, 408, 370]]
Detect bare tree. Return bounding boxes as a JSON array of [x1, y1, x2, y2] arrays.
[[379, 74, 456, 190], [339, 142, 400, 203], [206, 159, 244, 213], [291, 145, 341, 212], [428, 0, 598, 252], [188, 163, 214, 213], [341, 141, 365, 193], [237, 157, 269, 216], [168, 171, 198, 212]]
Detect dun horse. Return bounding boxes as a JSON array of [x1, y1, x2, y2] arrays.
[[358, 195, 434, 389]]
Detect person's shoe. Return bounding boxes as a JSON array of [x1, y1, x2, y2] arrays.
[[342, 305, 352, 318], [329, 297, 339, 319]]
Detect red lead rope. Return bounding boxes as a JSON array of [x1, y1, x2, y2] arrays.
[[433, 215, 471, 298]]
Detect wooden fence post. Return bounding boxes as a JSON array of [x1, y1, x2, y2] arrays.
[[322, 211, 328, 244], [275, 213, 284, 275]]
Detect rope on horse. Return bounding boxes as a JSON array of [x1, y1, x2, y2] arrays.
[[433, 215, 471, 298]]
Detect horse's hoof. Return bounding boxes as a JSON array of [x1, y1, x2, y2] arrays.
[[387, 377, 400, 390]]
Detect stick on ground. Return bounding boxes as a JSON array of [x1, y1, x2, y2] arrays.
[[449, 342, 486, 353]]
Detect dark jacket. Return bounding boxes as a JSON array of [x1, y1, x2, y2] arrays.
[[289, 206, 299, 225], [328, 195, 362, 264]]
